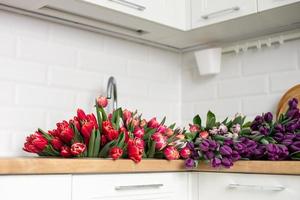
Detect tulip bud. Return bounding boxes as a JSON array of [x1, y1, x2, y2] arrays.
[[184, 158, 196, 169], [51, 137, 63, 151], [189, 124, 200, 133], [122, 109, 132, 121], [199, 131, 209, 139], [164, 146, 180, 160], [109, 147, 123, 160], [96, 96, 108, 108], [148, 117, 159, 128], [71, 143, 86, 156], [151, 132, 167, 150], [60, 146, 72, 157]]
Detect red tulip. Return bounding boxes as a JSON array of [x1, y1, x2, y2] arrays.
[[71, 143, 86, 156], [69, 116, 81, 131], [103, 120, 119, 141], [148, 117, 159, 128], [60, 146, 72, 157], [77, 109, 87, 121], [180, 147, 191, 159], [127, 144, 143, 163], [133, 127, 145, 138], [77, 109, 98, 144], [164, 146, 180, 160], [109, 147, 123, 160], [23, 132, 48, 154], [119, 126, 130, 143], [157, 125, 167, 134], [56, 121, 74, 143], [101, 135, 108, 146], [128, 137, 145, 150], [51, 137, 63, 151], [97, 96, 108, 108]]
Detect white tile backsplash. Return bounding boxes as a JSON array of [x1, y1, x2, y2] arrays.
[[182, 39, 300, 123], [0, 10, 181, 156], [0, 9, 300, 157]]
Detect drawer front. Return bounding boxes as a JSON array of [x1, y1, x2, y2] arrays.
[[258, 0, 300, 11], [191, 0, 257, 28], [72, 172, 188, 200], [0, 175, 71, 200], [198, 172, 300, 200]]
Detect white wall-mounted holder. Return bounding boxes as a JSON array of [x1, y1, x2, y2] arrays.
[[194, 47, 222, 75]]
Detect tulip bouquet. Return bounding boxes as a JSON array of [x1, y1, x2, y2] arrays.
[[23, 96, 191, 163], [183, 98, 300, 169]]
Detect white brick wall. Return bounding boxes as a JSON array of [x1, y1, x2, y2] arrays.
[[0, 10, 181, 156], [181, 40, 300, 126]]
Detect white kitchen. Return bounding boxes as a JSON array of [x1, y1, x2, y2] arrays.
[[0, 0, 300, 200]]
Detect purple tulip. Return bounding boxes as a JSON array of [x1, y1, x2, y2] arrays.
[[253, 145, 266, 159], [290, 141, 300, 152], [284, 134, 295, 140], [221, 157, 233, 168], [208, 139, 218, 151], [274, 132, 284, 142], [295, 134, 300, 141], [224, 138, 234, 146], [184, 158, 196, 169], [205, 151, 215, 160], [199, 140, 210, 152], [263, 112, 273, 123], [234, 142, 246, 154], [259, 126, 270, 136], [186, 142, 195, 150], [288, 98, 298, 109], [231, 150, 241, 161], [274, 124, 285, 133], [220, 145, 233, 156], [282, 139, 293, 146], [286, 123, 297, 132], [211, 157, 221, 168], [254, 116, 264, 124], [287, 109, 299, 119]]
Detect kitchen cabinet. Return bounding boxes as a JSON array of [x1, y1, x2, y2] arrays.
[[0, 175, 72, 200], [72, 172, 189, 200], [191, 0, 257, 28], [197, 172, 300, 200], [258, 0, 300, 11], [82, 0, 187, 30]]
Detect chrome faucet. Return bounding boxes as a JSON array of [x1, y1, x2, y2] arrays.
[[106, 76, 118, 111]]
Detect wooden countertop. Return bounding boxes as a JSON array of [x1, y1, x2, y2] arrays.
[[0, 158, 299, 175]]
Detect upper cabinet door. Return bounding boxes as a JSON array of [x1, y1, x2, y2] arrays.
[[82, 0, 186, 29], [258, 0, 300, 11], [191, 0, 257, 29]]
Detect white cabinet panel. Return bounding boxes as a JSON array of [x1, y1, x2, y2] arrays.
[[72, 173, 189, 200], [0, 175, 72, 200], [258, 0, 300, 11], [197, 172, 300, 200], [191, 0, 257, 28], [82, 0, 186, 29]]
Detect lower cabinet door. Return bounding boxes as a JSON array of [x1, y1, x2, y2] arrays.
[[197, 172, 300, 200], [0, 175, 72, 200], [72, 172, 189, 200]]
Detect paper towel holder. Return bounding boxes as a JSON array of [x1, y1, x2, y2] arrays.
[[194, 47, 222, 75]]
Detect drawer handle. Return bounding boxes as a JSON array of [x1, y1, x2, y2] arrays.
[[115, 184, 163, 190], [228, 183, 285, 191], [201, 6, 240, 20], [108, 0, 146, 11]]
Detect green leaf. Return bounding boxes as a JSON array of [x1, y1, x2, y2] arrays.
[[290, 151, 300, 160], [147, 141, 156, 158], [143, 128, 156, 140], [99, 107, 108, 121], [222, 117, 228, 125], [206, 111, 216, 129], [93, 129, 101, 157], [260, 138, 269, 144], [193, 115, 201, 127], [243, 121, 252, 128], [71, 123, 84, 143], [38, 128, 52, 141], [95, 99, 103, 132], [99, 140, 117, 157], [160, 116, 166, 125], [116, 132, 125, 148], [88, 129, 96, 157], [185, 132, 197, 142], [168, 123, 176, 129]]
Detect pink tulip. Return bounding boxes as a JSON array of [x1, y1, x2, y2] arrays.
[[151, 132, 167, 150], [133, 127, 145, 138], [189, 124, 200, 133], [164, 146, 180, 160], [165, 128, 174, 137], [180, 147, 191, 159], [157, 125, 167, 134], [123, 109, 132, 121], [148, 117, 159, 128], [96, 96, 108, 108]]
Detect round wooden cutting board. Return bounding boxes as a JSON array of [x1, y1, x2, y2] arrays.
[[277, 84, 300, 118]]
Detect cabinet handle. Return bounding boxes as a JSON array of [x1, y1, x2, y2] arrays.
[[115, 184, 163, 190], [201, 6, 240, 20], [228, 183, 285, 191], [108, 0, 146, 11]]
